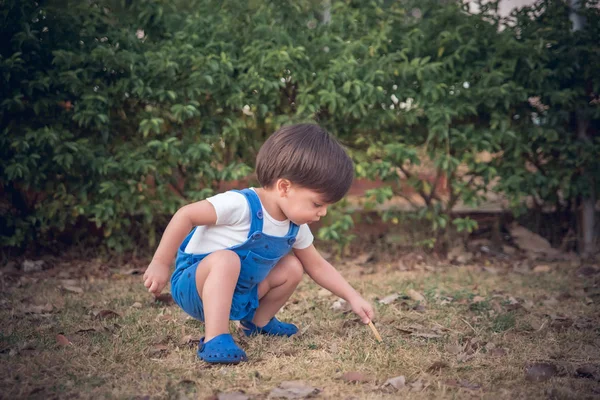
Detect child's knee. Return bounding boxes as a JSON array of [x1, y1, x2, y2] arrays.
[[281, 255, 304, 283], [208, 250, 241, 273]]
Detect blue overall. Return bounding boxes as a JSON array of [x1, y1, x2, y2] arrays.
[[170, 189, 299, 322]]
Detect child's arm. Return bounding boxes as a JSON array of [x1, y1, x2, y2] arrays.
[[143, 200, 217, 295], [294, 245, 375, 324]]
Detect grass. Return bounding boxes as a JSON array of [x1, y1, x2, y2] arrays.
[[1, 255, 599, 399]]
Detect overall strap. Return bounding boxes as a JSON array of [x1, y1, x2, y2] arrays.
[[234, 188, 264, 237], [286, 222, 300, 237]]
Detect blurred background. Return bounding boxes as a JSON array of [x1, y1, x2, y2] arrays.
[[1, 0, 599, 259]]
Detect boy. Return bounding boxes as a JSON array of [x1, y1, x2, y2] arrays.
[[143, 124, 375, 364]]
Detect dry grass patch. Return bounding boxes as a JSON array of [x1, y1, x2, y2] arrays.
[[1, 257, 599, 399]]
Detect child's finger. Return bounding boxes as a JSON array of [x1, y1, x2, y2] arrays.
[[143, 277, 151, 288], [149, 280, 158, 294]]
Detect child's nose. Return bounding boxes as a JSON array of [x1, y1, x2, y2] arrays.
[[319, 207, 327, 217]]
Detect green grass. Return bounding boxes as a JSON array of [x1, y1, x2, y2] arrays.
[[1, 257, 598, 399]]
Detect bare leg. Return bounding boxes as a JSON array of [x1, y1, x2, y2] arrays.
[[195, 250, 241, 342], [253, 254, 304, 327]]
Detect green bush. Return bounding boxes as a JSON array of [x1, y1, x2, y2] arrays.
[[2, 0, 598, 254]]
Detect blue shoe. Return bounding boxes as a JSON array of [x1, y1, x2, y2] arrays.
[[197, 333, 247, 364], [240, 317, 298, 337]]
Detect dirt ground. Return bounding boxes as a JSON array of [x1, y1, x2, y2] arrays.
[[1, 250, 599, 399]]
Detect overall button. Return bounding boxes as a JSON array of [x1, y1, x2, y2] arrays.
[[287, 238, 296, 245], [256, 210, 263, 219], [251, 232, 262, 240]]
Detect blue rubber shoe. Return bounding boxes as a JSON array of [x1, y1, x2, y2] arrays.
[[197, 333, 247, 364], [240, 317, 298, 337]]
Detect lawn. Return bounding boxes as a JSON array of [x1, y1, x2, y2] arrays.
[[1, 252, 598, 399]]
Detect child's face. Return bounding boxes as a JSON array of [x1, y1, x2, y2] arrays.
[[279, 183, 330, 225]]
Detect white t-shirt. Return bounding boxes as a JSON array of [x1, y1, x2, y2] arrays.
[[184, 188, 314, 254]]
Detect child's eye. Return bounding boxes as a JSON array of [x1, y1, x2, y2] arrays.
[[313, 203, 322, 208]]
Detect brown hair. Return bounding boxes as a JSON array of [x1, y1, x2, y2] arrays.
[[256, 124, 354, 204]]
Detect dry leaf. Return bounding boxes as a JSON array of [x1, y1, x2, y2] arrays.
[[23, 303, 54, 314], [63, 285, 84, 294], [378, 293, 400, 305], [533, 264, 551, 273], [341, 371, 370, 383], [179, 335, 195, 347], [217, 392, 249, 400], [428, 361, 448, 372], [353, 252, 375, 265], [489, 348, 507, 357], [411, 332, 441, 339], [268, 381, 321, 399], [408, 379, 424, 391], [331, 299, 351, 313], [444, 379, 481, 391], [56, 334, 71, 346], [131, 302, 143, 309], [412, 303, 427, 313], [472, 296, 486, 303], [525, 363, 557, 381], [317, 288, 332, 298], [382, 376, 406, 390], [94, 310, 120, 320], [575, 365, 597, 380], [154, 293, 175, 306], [148, 344, 169, 358], [407, 289, 425, 303]]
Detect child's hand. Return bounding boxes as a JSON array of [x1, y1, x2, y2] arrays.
[[143, 260, 170, 296], [349, 295, 375, 324]]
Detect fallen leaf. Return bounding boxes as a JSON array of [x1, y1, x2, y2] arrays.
[[576, 266, 598, 277], [331, 298, 351, 313], [76, 328, 98, 334], [428, 361, 448, 372], [489, 348, 507, 357], [56, 334, 71, 346], [62, 285, 84, 294], [94, 310, 121, 320], [268, 381, 321, 399], [23, 303, 54, 314], [444, 379, 481, 391], [550, 315, 573, 330], [179, 335, 195, 347], [148, 344, 169, 358], [533, 264, 551, 273], [382, 375, 406, 390], [131, 302, 143, 309], [482, 266, 498, 274], [457, 352, 477, 363], [353, 252, 375, 265], [575, 365, 597, 380], [154, 293, 175, 306], [411, 332, 441, 339], [22, 259, 45, 273], [378, 293, 400, 305], [408, 379, 424, 391], [217, 392, 249, 400], [341, 371, 370, 383], [407, 289, 426, 303], [412, 304, 426, 313], [317, 288, 332, 298], [542, 297, 559, 307], [446, 344, 464, 354], [472, 296, 486, 303], [525, 363, 557, 382]]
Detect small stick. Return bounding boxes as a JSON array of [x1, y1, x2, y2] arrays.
[[368, 321, 383, 343]]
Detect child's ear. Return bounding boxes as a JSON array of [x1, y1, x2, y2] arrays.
[[276, 179, 291, 197]]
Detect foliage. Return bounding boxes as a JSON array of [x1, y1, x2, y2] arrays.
[[1, 0, 598, 253], [493, 0, 600, 221]]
